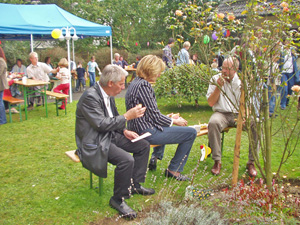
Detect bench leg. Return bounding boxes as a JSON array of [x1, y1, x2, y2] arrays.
[[8, 103, 12, 123], [99, 177, 103, 196], [18, 104, 22, 122], [65, 99, 67, 115], [55, 99, 59, 116], [221, 132, 225, 155], [90, 171, 93, 189]]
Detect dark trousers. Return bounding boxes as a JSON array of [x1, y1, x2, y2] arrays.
[[108, 132, 150, 200]]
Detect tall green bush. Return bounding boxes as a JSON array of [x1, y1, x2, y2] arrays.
[[155, 64, 215, 105]]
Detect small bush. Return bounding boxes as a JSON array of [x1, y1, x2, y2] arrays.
[[155, 64, 214, 105], [141, 200, 226, 225]]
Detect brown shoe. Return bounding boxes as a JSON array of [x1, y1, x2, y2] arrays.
[[211, 161, 221, 175], [246, 162, 257, 177]]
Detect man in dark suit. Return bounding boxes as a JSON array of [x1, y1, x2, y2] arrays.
[[75, 64, 154, 219]]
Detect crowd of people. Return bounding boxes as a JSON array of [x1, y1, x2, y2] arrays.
[[1, 36, 299, 219]]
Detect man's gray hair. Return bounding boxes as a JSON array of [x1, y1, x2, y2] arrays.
[[29, 52, 38, 58], [224, 56, 239, 71], [100, 64, 128, 86]]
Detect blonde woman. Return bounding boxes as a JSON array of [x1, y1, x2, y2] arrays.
[[125, 55, 197, 181], [53, 58, 70, 110]]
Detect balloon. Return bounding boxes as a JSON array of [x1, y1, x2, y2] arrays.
[[147, 41, 150, 46], [107, 40, 110, 45], [51, 29, 62, 39], [135, 42, 138, 46], [226, 29, 230, 37], [212, 32, 218, 41], [223, 30, 227, 37], [203, 35, 210, 44]]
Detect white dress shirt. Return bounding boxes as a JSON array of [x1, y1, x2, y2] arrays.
[[206, 73, 241, 113], [99, 83, 113, 117]]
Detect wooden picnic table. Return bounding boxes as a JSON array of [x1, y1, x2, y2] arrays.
[[14, 79, 49, 120]]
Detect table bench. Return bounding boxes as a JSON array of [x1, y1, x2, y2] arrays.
[[3, 96, 24, 123], [44, 91, 69, 116]]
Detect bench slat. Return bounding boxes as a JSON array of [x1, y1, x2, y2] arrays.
[[43, 90, 69, 99], [3, 96, 24, 104], [65, 150, 80, 163]]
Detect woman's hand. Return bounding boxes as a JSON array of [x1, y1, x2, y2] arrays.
[[123, 105, 146, 120], [173, 117, 188, 126], [123, 129, 139, 140]]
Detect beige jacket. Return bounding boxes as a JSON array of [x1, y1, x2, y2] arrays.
[[0, 58, 8, 92]]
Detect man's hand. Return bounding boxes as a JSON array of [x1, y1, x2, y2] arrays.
[[173, 117, 188, 126], [217, 76, 225, 87], [123, 105, 146, 120], [123, 129, 139, 140]]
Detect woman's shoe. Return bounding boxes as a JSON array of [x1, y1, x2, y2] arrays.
[[165, 169, 191, 181]]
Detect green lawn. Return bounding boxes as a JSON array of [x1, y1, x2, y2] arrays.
[[1, 96, 299, 224]]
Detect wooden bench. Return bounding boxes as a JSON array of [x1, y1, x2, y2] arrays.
[[44, 91, 69, 116], [65, 150, 104, 196], [65, 144, 160, 196], [3, 96, 24, 123], [197, 127, 235, 154]]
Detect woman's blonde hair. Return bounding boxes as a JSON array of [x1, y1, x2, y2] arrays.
[[58, 58, 68, 68], [137, 55, 165, 80]]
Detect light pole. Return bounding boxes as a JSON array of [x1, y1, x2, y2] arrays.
[[58, 27, 78, 103]]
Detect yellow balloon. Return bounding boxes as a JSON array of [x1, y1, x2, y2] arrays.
[[51, 29, 62, 39]]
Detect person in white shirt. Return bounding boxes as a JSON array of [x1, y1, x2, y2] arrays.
[[10, 59, 27, 97], [206, 57, 258, 177], [53, 58, 71, 110], [26, 52, 57, 110]]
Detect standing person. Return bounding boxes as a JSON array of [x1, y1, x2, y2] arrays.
[[129, 55, 142, 83], [120, 55, 128, 69], [53, 58, 71, 110], [113, 53, 122, 67], [125, 55, 197, 181], [75, 62, 86, 92], [10, 58, 27, 97], [75, 64, 154, 219], [162, 38, 175, 68], [279, 40, 300, 110], [207, 57, 258, 177], [176, 41, 191, 66], [87, 56, 101, 87], [44, 57, 53, 78], [26, 52, 58, 110], [0, 47, 8, 125]]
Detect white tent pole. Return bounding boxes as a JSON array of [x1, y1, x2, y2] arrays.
[[110, 35, 113, 64], [72, 39, 75, 61], [67, 38, 73, 103], [30, 34, 34, 52], [72, 39, 76, 91]]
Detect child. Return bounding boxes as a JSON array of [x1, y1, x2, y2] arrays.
[[53, 58, 70, 110], [4, 78, 19, 113], [75, 62, 87, 92]]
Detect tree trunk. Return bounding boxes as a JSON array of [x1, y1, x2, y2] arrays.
[[263, 88, 272, 191], [232, 85, 245, 186]]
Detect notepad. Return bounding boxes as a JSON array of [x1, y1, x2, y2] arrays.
[[131, 132, 152, 142]]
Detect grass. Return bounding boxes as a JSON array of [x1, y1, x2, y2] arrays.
[[0, 95, 299, 224]]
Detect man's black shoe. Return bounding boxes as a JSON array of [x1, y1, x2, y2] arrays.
[[132, 186, 155, 195], [148, 156, 157, 171], [109, 197, 137, 219]]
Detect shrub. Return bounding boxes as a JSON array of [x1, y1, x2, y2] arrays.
[[155, 64, 215, 105], [141, 200, 226, 225]]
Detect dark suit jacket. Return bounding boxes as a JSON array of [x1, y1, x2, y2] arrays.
[[75, 84, 126, 177]]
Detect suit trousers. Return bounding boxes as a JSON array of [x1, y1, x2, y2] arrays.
[[208, 112, 258, 162], [108, 132, 150, 200]]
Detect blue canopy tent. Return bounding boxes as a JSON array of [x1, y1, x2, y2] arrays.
[[0, 3, 113, 101]]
